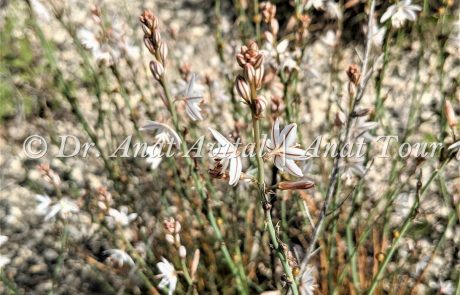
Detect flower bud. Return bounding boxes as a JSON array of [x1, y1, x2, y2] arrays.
[[248, 40, 259, 51], [159, 41, 168, 65], [264, 31, 274, 44], [236, 75, 251, 102], [270, 19, 279, 36], [255, 64, 264, 89], [444, 100, 458, 128], [190, 249, 200, 278], [348, 81, 356, 98], [236, 53, 246, 67], [351, 108, 370, 117], [143, 37, 155, 55], [149, 60, 164, 80], [253, 54, 264, 69], [179, 245, 187, 258], [175, 220, 182, 233], [277, 180, 314, 190], [335, 111, 346, 127], [152, 30, 161, 47], [244, 64, 256, 86], [346, 64, 361, 85], [165, 234, 175, 244], [255, 96, 267, 117]]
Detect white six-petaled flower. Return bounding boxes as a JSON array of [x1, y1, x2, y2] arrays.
[[266, 119, 309, 177], [104, 249, 135, 269], [209, 128, 242, 186], [380, 0, 421, 28], [141, 121, 182, 149], [299, 265, 317, 295], [105, 207, 137, 228], [36, 195, 79, 221], [183, 74, 204, 121], [156, 257, 177, 295]]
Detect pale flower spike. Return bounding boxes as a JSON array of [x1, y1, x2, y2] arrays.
[[267, 119, 310, 177], [208, 128, 243, 186]]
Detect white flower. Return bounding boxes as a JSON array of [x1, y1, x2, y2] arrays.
[[104, 249, 135, 268], [146, 145, 163, 170], [157, 257, 177, 295], [30, 0, 51, 22], [349, 118, 379, 142], [36, 194, 52, 215], [266, 119, 309, 177], [183, 74, 204, 121], [209, 128, 242, 186], [439, 280, 454, 295], [380, 0, 421, 28], [367, 20, 387, 48], [339, 157, 367, 185], [321, 30, 337, 47], [326, 1, 342, 20], [305, 0, 325, 10], [299, 266, 317, 295], [0, 256, 10, 269], [0, 235, 8, 247], [36, 197, 79, 221], [448, 141, 460, 152], [105, 207, 137, 228], [141, 121, 182, 149]]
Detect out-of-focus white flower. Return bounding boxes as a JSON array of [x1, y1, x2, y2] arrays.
[[141, 121, 182, 149], [77, 29, 114, 65], [305, 0, 325, 10], [146, 145, 163, 170], [326, 1, 342, 20], [321, 30, 337, 47], [340, 157, 366, 185], [105, 207, 137, 228], [0, 256, 10, 269], [299, 265, 317, 295], [367, 20, 387, 49], [36, 194, 52, 215], [209, 128, 242, 186], [349, 118, 379, 142], [394, 193, 415, 219], [104, 249, 135, 268], [439, 280, 454, 295], [183, 74, 204, 121], [448, 141, 460, 152], [380, 0, 421, 28], [36, 197, 79, 221], [266, 119, 309, 177], [30, 0, 51, 22], [0, 235, 8, 247], [157, 257, 177, 295]]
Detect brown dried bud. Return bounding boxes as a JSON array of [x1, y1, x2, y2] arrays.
[[236, 53, 246, 67], [347, 64, 361, 85], [253, 54, 264, 69], [444, 100, 458, 128], [277, 181, 314, 190], [139, 10, 158, 36], [235, 75, 251, 102], [352, 108, 370, 117], [149, 60, 164, 80], [237, 41, 264, 69]]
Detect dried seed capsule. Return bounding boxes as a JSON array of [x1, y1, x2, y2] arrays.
[[277, 181, 314, 190]]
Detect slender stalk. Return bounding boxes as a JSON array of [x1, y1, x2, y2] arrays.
[[251, 116, 299, 295]]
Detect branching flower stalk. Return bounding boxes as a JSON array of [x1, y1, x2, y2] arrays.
[[301, 0, 376, 270], [139, 11, 248, 294], [235, 40, 300, 294]]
